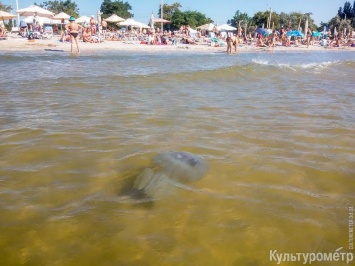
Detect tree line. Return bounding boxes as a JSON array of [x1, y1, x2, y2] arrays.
[[329, 1, 355, 33]]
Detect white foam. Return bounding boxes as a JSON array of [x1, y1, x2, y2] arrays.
[[252, 58, 269, 65]]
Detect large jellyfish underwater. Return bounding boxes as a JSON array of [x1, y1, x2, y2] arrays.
[[120, 151, 208, 202]]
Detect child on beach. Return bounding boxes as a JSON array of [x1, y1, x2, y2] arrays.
[[65, 16, 82, 54]]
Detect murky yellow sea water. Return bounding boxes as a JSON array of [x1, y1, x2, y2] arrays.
[[0, 50, 354, 265]]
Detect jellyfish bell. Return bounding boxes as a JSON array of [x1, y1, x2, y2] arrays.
[[153, 152, 208, 183], [120, 152, 208, 202]]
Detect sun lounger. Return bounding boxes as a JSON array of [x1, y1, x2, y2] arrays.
[[10, 27, 19, 36]]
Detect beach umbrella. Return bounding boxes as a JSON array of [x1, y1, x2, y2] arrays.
[[286, 30, 304, 37], [137, 22, 151, 29], [118, 18, 144, 28], [149, 12, 154, 28], [75, 16, 90, 24], [52, 12, 70, 30], [217, 24, 237, 32], [52, 12, 70, 20], [256, 27, 270, 36], [17, 5, 54, 18], [97, 9, 102, 25], [104, 14, 124, 23], [0, 10, 16, 21], [197, 23, 215, 31], [312, 31, 322, 37], [153, 18, 171, 24], [24, 15, 52, 24], [334, 27, 337, 37]]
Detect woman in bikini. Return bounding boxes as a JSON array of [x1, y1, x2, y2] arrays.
[[226, 33, 233, 54], [65, 16, 82, 54]]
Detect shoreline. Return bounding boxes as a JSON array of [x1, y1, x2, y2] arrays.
[[1, 36, 354, 54]]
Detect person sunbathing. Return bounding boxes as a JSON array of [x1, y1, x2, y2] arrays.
[[83, 27, 95, 43], [0, 25, 8, 37], [60, 30, 71, 42]]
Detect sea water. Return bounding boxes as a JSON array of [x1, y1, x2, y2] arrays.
[[0, 50, 354, 265]]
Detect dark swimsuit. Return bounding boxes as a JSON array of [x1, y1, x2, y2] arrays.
[[70, 32, 78, 38]]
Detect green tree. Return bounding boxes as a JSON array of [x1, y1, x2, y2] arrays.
[[159, 2, 182, 22], [343, 1, 353, 19], [252, 10, 278, 27], [331, 1, 355, 32], [183, 10, 212, 28], [0, 2, 14, 29], [100, 0, 133, 19], [170, 9, 184, 30], [230, 10, 251, 28], [0, 2, 12, 12], [158, 2, 211, 30], [35, 0, 79, 17]]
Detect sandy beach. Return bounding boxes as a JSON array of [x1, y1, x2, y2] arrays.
[[1, 35, 354, 54]]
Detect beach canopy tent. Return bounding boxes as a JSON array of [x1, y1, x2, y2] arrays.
[[197, 23, 216, 31], [0, 10, 16, 21], [17, 5, 54, 18], [52, 12, 70, 20], [217, 24, 237, 32], [75, 16, 90, 24], [104, 14, 125, 23]]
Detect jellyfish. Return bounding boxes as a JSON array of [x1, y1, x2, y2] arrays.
[[120, 151, 208, 202]]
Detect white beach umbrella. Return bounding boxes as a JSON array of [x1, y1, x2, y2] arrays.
[[197, 23, 215, 31], [75, 16, 90, 24], [118, 18, 144, 27], [137, 22, 151, 29], [217, 24, 237, 32], [97, 9, 102, 25], [0, 10, 16, 20], [149, 13, 154, 28], [52, 12, 70, 20], [17, 5, 54, 18], [104, 14, 125, 23], [24, 15, 52, 24]]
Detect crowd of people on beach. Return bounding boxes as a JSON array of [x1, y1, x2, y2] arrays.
[[2, 13, 355, 54], [60, 17, 355, 54]]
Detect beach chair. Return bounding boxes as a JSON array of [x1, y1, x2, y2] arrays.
[[10, 27, 19, 36], [42, 26, 53, 39], [210, 37, 226, 47]]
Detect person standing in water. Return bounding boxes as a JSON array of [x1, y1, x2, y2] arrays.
[[65, 16, 82, 54], [226, 33, 233, 54]]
